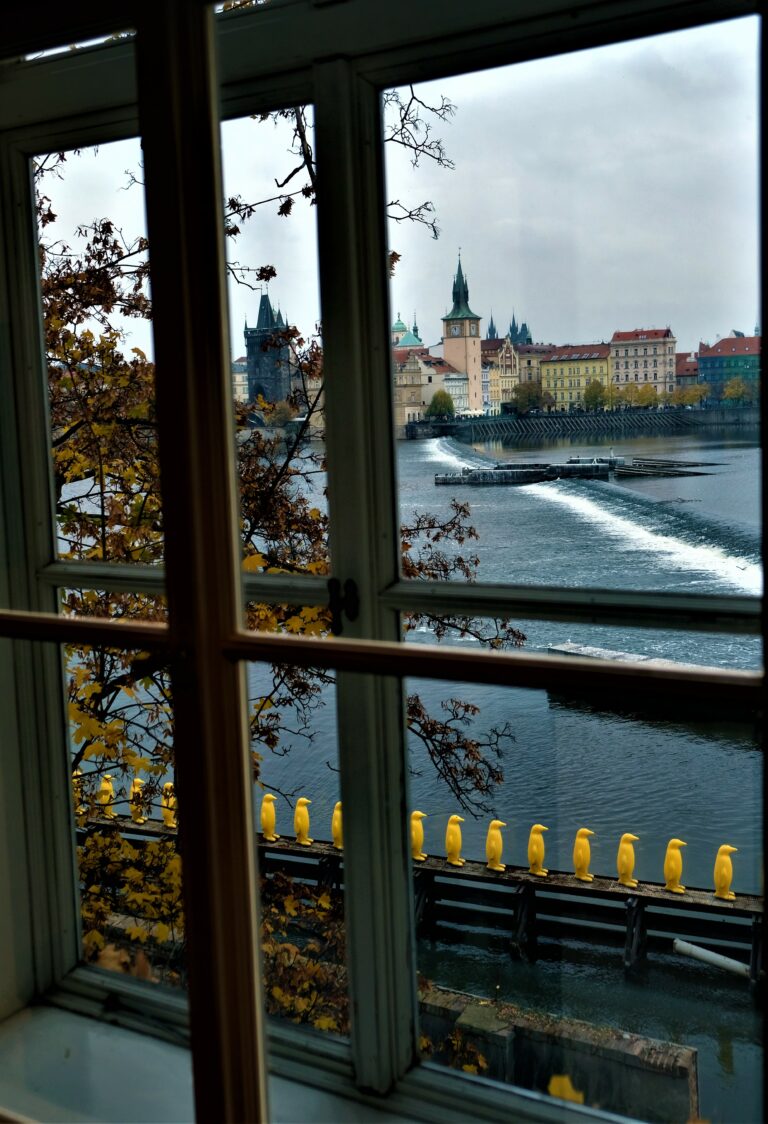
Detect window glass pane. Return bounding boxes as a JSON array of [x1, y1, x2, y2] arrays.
[[405, 676, 761, 1122], [220, 109, 330, 618], [248, 658, 347, 1038], [37, 140, 160, 569], [385, 19, 761, 602], [69, 645, 184, 988]]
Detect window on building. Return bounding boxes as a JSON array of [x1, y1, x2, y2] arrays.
[[0, 5, 762, 1124]]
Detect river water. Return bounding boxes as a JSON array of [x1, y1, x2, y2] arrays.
[[257, 427, 763, 1122]]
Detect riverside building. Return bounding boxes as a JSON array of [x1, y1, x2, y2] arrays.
[[697, 331, 761, 399], [610, 327, 677, 398], [541, 343, 611, 410]]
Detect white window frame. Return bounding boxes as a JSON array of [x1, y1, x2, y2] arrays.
[[0, 1, 763, 1121]]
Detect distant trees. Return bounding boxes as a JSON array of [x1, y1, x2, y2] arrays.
[[511, 379, 543, 414], [425, 389, 455, 418], [636, 384, 658, 408], [670, 383, 709, 406], [583, 379, 607, 411], [617, 383, 640, 407], [722, 376, 756, 403]]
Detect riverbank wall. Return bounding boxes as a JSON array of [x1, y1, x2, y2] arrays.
[[420, 984, 699, 1122], [406, 406, 760, 442]]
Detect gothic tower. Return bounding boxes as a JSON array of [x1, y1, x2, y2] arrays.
[[244, 293, 292, 402], [441, 256, 482, 412]]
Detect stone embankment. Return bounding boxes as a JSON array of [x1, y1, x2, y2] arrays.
[[407, 405, 759, 441]]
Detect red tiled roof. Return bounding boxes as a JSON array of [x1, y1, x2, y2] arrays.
[[698, 336, 761, 356], [540, 344, 610, 362], [516, 344, 552, 355], [481, 338, 503, 351], [675, 352, 698, 377], [611, 328, 673, 342], [392, 346, 430, 363]]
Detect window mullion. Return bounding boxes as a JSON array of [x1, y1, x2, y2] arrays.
[[134, 5, 268, 1121], [0, 137, 79, 1001], [314, 60, 418, 1091]]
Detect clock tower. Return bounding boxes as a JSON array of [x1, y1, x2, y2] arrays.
[[442, 256, 483, 412]]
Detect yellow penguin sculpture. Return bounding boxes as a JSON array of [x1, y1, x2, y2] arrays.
[[714, 844, 738, 900], [527, 824, 548, 876], [445, 815, 465, 866], [663, 838, 687, 894], [161, 783, 177, 829], [98, 774, 116, 819], [411, 811, 428, 862], [260, 793, 280, 841], [331, 801, 343, 849], [617, 833, 639, 887], [129, 777, 146, 824], [485, 820, 507, 872], [572, 828, 595, 882], [294, 797, 313, 846]]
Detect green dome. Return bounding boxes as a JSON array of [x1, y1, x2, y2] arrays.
[[397, 329, 422, 347], [392, 313, 408, 332]]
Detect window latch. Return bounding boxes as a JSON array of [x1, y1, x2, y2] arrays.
[[327, 577, 360, 636]]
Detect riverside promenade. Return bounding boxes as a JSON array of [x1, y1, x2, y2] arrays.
[[406, 405, 759, 442]]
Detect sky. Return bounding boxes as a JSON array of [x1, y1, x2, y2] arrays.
[[39, 15, 759, 359]]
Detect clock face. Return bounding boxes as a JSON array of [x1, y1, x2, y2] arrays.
[[451, 325, 460, 336]]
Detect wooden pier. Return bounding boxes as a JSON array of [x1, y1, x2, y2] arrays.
[[253, 836, 763, 986], [80, 819, 763, 987]]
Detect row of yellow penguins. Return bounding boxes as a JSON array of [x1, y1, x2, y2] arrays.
[[75, 772, 178, 828], [260, 796, 740, 902]]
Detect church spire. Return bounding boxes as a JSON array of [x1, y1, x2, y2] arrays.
[[445, 254, 479, 321], [487, 312, 497, 340]]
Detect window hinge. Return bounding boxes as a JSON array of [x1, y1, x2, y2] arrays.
[[327, 577, 360, 636]]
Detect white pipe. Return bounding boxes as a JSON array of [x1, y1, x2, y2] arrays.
[[673, 938, 750, 978]]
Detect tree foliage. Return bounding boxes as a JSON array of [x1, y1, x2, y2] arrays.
[[511, 379, 543, 414], [723, 376, 755, 403], [38, 103, 524, 1017], [583, 379, 607, 411], [424, 389, 455, 419], [636, 383, 658, 408]]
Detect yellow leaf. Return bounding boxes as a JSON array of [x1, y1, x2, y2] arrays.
[[283, 895, 298, 917], [243, 553, 265, 572], [548, 1075, 584, 1104], [462, 1064, 478, 1075], [82, 930, 105, 954], [312, 1016, 338, 1032], [317, 892, 331, 910]]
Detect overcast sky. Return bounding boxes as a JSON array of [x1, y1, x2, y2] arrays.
[[43, 15, 758, 359]]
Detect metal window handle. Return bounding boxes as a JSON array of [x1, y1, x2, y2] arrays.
[[327, 577, 360, 636]]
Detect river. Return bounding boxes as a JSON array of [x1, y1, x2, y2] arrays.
[[256, 427, 763, 1122]]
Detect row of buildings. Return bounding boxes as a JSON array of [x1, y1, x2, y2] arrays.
[[391, 258, 761, 434], [232, 261, 760, 438]]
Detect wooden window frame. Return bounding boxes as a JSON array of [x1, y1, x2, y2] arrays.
[[0, 1, 762, 1121]]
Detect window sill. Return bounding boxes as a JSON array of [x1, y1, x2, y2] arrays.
[[0, 1006, 418, 1123]]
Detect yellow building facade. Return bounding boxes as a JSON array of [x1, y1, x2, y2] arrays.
[[541, 344, 611, 410]]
